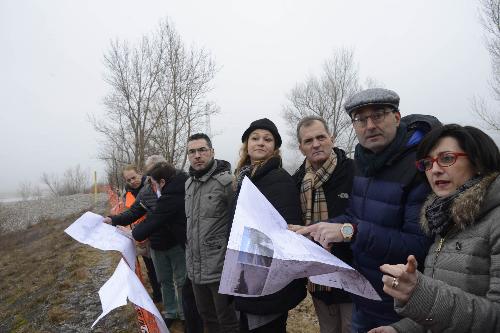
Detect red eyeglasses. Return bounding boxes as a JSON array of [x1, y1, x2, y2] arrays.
[[415, 152, 468, 172]]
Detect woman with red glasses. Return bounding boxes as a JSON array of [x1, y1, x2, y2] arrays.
[[370, 124, 500, 333]]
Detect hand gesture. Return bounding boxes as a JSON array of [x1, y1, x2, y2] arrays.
[[380, 255, 418, 304]]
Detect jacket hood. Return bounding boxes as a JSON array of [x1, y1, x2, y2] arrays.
[[401, 114, 441, 133], [420, 172, 500, 234], [385, 114, 442, 166], [193, 159, 231, 182], [213, 159, 231, 175]]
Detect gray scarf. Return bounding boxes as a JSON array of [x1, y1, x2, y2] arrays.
[[425, 175, 483, 236]]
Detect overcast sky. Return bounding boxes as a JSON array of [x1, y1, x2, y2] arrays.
[[0, 0, 495, 195]]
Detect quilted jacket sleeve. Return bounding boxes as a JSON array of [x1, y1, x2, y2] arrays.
[[351, 181, 433, 265], [391, 217, 500, 333]]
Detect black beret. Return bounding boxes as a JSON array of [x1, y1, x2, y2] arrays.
[[241, 118, 282, 148]]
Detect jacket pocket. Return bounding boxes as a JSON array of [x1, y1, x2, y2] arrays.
[[201, 233, 227, 279], [200, 191, 225, 218]]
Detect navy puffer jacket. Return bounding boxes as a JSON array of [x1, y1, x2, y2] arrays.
[[336, 115, 439, 323]]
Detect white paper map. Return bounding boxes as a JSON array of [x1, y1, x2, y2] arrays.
[[64, 211, 169, 333], [219, 177, 381, 301], [64, 211, 136, 269], [91, 259, 168, 333]]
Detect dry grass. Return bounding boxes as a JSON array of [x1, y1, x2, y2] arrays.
[[0, 215, 321, 332], [0, 216, 137, 332], [288, 294, 320, 333]]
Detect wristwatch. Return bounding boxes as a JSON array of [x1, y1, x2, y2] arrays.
[[340, 223, 355, 242]]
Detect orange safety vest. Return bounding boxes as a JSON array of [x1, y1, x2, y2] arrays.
[[124, 191, 146, 227]]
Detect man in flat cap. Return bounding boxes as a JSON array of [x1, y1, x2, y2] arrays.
[[297, 88, 440, 332]]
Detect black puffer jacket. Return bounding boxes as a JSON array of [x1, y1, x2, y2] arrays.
[[132, 170, 188, 250], [293, 147, 355, 304], [230, 156, 307, 315]]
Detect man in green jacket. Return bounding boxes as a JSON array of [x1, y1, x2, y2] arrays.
[[185, 133, 239, 333]]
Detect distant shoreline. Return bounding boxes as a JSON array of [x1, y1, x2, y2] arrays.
[[0, 196, 45, 203]]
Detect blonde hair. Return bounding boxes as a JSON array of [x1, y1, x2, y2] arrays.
[[122, 164, 139, 174], [233, 139, 282, 188]]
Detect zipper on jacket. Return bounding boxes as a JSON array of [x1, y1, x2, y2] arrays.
[[431, 237, 446, 279]]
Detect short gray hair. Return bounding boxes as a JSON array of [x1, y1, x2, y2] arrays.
[[145, 155, 167, 173], [296, 116, 330, 143]]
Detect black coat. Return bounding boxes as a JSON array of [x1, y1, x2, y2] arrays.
[[132, 171, 188, 250], [293, 147, 354, 304], [231, 157, 306, 315]]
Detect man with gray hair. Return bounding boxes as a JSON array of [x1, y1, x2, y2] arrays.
[[291, 116, 355, 333], [297, 88, 440, 331], [184, 133, 239, 333]]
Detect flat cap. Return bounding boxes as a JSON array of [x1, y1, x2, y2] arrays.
[[344, 88, 400, 116]]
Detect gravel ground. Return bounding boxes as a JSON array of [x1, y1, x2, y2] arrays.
[[0, 193, 108, 234]]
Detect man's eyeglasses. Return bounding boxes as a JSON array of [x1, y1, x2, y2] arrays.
[[351, 110, 392, 128], [187, 147, 210, 156], [415, 152, 468, 172]]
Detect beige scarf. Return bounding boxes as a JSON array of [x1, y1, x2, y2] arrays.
[[300, 150, 337, 292]]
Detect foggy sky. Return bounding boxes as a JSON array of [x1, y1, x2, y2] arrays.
[[0, 0, 494, 195]]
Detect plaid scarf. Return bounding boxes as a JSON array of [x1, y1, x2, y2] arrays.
[[300, 150, 337, 292]]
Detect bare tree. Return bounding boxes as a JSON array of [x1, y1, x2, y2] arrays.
[[472, 0, 500, 129], [148, 21, 218, 169], [41, 165, 90, 196], [283, 48, 360, 155], [18, 181, 34, 201], [91, 18, 218, 183], [471, 95, 500, 131]]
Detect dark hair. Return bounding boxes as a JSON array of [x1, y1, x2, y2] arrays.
[[417, 124, 500, 174], [148, 162, 177, 183], [296, 116, 330, 143], [188, 133, 212, 148]]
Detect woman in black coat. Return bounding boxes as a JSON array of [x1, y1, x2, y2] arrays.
[[231, 118, 306, 333]]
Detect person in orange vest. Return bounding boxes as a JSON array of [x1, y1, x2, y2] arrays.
[[104, 164, 163, 303]]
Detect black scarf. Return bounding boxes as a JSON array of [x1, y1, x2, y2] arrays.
[[189, 159, 215, 179], [425, 176, 483, 236], [354, 122, 407, 177]]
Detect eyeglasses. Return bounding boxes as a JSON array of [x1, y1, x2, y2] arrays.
[[415, 152, 468, 172], [187, 147, 210, 156], [351, 110, 392, 128]]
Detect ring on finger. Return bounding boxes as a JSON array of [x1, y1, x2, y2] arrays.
[[391, 277, 399, 288]]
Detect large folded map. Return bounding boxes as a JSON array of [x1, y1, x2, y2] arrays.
[[219, 177, 381, 301]]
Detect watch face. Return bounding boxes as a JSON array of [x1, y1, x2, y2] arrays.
[[342, 225, 354, 236]]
